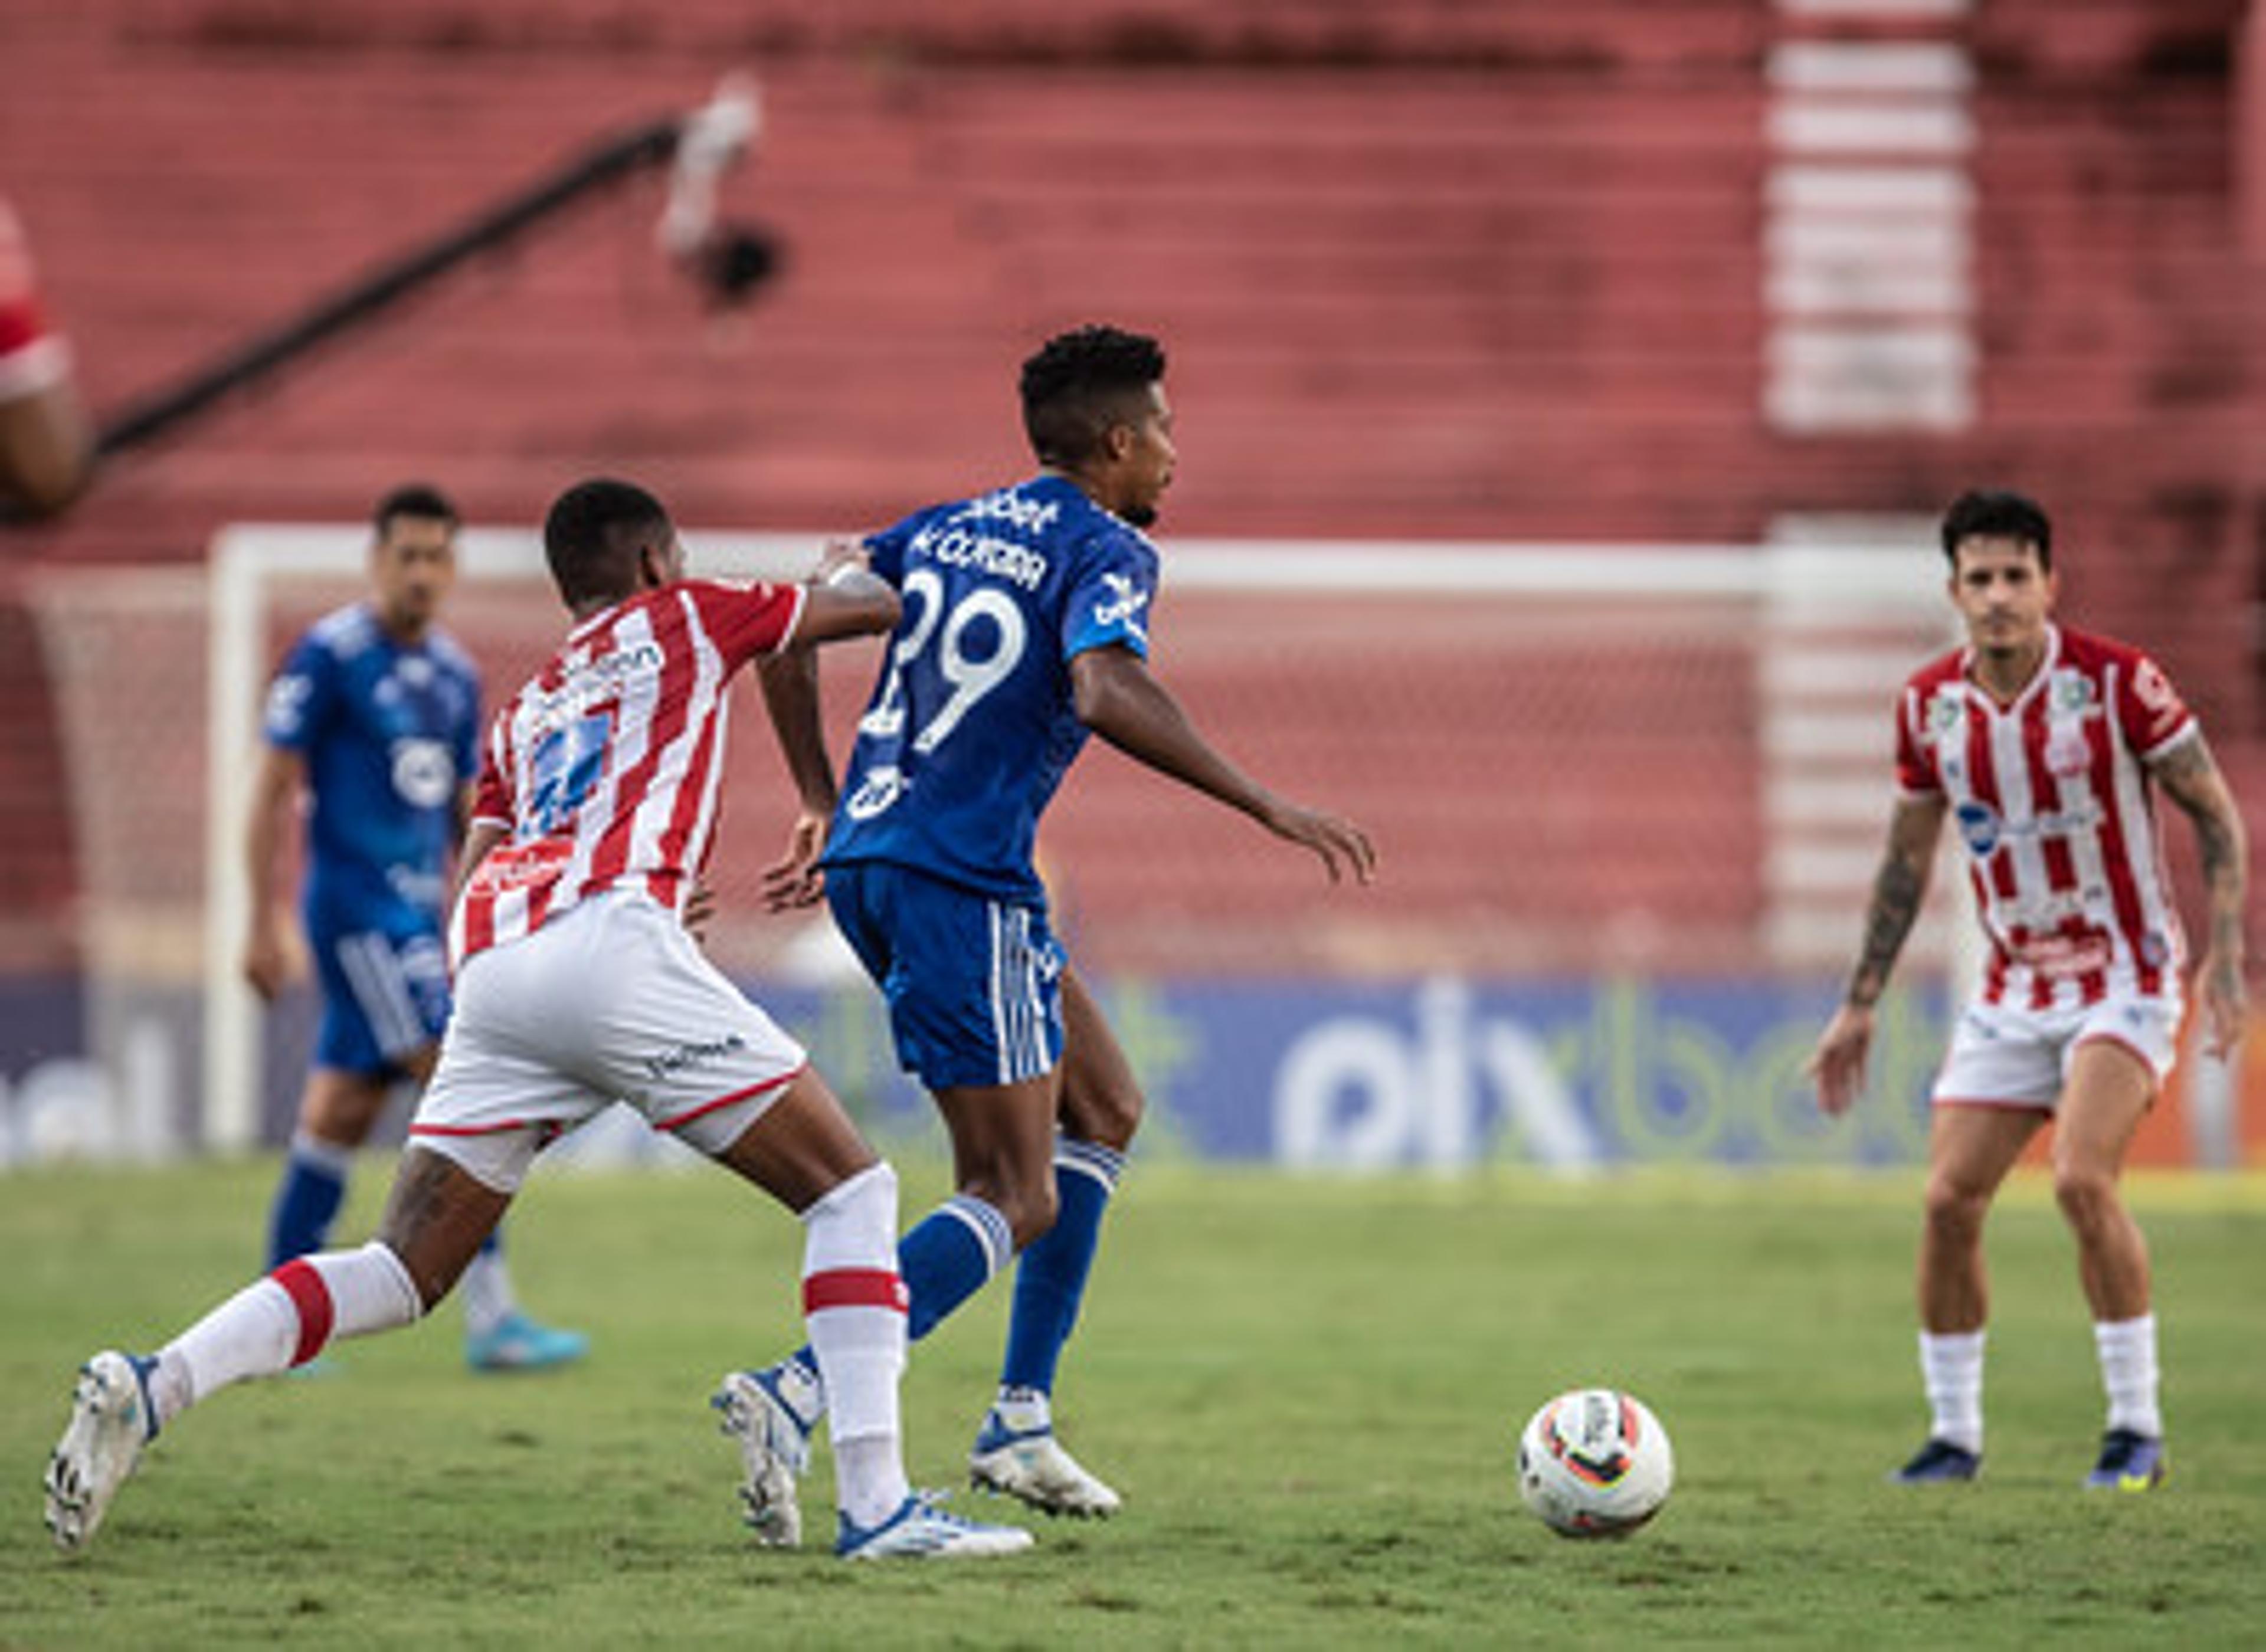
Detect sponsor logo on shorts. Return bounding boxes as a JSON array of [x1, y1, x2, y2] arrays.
[[644, 1031, 748, 1082]]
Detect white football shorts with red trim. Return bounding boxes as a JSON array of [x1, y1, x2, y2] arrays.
[[411, 889, 807, 1191], [1932, 991, 2182, 1110]]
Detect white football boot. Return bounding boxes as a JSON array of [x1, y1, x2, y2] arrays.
[[45, 1351, 159, 1551], [710, 1364, 815, 1548], [837, 1492, 1033, 1559], [968, 1401, 1122, 1519]]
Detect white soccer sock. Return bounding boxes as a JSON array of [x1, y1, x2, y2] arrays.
[[833, 1437, 903, 1530], [458, 1247, 519, 1340], [994, 1385, 1052, 1433], [153, 1242, 423, 1423], [1919, 1329, 1986, 1453], [800, 1163, 909, 1529], [288, 1128, 356, 1178], [2094, 1313, 2163, 1438]]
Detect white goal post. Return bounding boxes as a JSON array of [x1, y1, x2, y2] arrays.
[[197, 518, 1957, 1154]]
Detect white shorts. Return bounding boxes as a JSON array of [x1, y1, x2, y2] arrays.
[[410, 891, 808, 1192], [1931, 991, 2182, 1111]]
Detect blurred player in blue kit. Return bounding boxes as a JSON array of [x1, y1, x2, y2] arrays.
[[243, 483, 585, 1372], [716, 324, 1376, 1542]]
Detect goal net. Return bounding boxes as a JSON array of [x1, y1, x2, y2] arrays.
[[30, 522, 1957, 1156]]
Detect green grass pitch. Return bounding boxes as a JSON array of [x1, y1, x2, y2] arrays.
[[4, 1159, 2262, 1648]]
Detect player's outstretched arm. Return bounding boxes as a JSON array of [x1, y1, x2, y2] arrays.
[[2151, 733, 2249, 1057], [1807, 792, 1946, 1115], [1070, 644, 1376, 886], [788, 546, 900, 646]]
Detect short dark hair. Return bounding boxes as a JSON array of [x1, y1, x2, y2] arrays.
[[1940, 489, 2052, 570], [372, 481, 459, 540], [543, 477, 672, 607], [1019, 324, 1167, 467]]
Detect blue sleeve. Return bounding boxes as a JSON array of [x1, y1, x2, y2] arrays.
[[862, 513, 920, 587], [1060, 527, 1157, 663], [453, 661, 482, 788], [262, 632, 335, 753]]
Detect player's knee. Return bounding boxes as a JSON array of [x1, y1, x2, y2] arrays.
[[301, 1080, 386, 1144], [1921, 1174, 1989, 1238], [2051, 1163, 2120, 1230], [1067, 1082, 1143, 1153], [998, 1179, 1060, 1250]]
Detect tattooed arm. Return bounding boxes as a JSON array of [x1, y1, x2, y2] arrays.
[[1807, 792, 1949, 1115], [2151, 733, 2249, 1057]]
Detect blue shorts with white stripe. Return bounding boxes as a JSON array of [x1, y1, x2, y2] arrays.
[[826, 860, 1065, 1090], [311, 918, 451, 1077]]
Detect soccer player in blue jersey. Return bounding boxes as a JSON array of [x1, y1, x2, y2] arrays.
[[243, 483, 585, 1373], [716, 324, 1376, 1539]]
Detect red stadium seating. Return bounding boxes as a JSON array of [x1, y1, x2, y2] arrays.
[[0, 0, 2256, 974]]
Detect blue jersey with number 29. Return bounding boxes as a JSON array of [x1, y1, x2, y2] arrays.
[[824, 473, 1158, 902]]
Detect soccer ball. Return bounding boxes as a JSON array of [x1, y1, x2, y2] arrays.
[[1515, 1388, 1674, 1538]]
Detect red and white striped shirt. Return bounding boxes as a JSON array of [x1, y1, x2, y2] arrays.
[[1895, 624, 2197, 1009], [451, 578, 805, 964]]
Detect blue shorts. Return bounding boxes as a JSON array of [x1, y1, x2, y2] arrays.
[[309, 917, 452, 1078], [826, 860, 1064, 1089]]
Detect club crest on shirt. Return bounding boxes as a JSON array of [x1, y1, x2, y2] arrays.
[[1926, 691, 1963, 736], [389, 738, 457, 809], [2049, 670, 2094, 713]]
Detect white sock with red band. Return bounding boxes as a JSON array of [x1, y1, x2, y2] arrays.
[[800, 1163, 909, 1528], [150, 1242, 423, 1425]]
